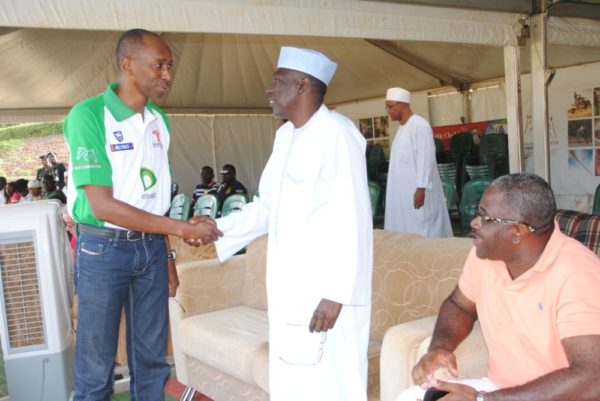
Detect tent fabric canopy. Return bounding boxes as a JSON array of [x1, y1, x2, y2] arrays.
[[1, 0, 600, 121]]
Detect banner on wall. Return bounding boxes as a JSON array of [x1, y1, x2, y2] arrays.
[[432, 119, 508, 150]]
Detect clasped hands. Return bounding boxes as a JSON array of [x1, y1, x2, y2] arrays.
[[412, 348, 478, 401], [182, 216, 222, 246]]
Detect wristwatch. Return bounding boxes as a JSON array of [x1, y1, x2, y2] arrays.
[[167, 249, 177, 261], [476, 391, 486, 401]]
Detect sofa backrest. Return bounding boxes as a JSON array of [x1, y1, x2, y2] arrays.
[[370, 230, 472, 341], [239, 230, 474, 341], [555, 209, 600, 256]]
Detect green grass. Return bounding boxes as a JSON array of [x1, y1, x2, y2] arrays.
[[0, 122, 63, 140]]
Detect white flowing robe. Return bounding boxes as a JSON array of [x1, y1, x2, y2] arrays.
[[384, 114, 453, 237], [215, 105, 373, 401]]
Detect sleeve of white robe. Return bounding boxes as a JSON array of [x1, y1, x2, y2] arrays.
[[413, 118, 435, 190], [314, 120, 372, 306]]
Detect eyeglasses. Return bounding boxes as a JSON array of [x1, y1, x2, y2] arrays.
[[475, 212, 537, 232]]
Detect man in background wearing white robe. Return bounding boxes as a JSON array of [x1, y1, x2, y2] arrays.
[[384, 87, 453, 237], [213, 47, 373, 401]]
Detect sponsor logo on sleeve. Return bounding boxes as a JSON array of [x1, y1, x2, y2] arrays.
[[74, 147, 101, 170]]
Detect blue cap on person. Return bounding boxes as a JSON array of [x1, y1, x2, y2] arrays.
[[277, 47, 338, 86]]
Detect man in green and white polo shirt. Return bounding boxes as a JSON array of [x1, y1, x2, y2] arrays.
[[64, 29, 221, 401]]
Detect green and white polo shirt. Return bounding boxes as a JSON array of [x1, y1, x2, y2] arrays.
[[64, 82, 172, 229]]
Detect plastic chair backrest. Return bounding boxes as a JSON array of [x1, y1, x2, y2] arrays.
[[594, 184, 600, 215], [222, 194, 249, 217], [434, 138, 443, 155], [368, 181, 381, 217], [459, 178, 493, 232], [367, 143, 386, 181], [441, 178, 457, 212], [449, 132, 474, 163], [479, 134, 508, 165], [193, 194, 220, 218], [169, 193, 191, 221], [465, 164, 490, 179]]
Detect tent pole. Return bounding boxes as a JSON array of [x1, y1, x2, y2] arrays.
[[503, 45, 523, 173], [530, 12, 550, 182]]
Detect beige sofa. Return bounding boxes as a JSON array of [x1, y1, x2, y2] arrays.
[[168, 230, 474, 401]]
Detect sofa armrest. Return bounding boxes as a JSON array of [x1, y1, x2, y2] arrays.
[[380, 316, 489, 401], [169, 254, 248, 385], [380, 316, 437, 401], [174, 254, 247, 318]]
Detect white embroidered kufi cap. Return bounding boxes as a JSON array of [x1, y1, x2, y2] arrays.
[[277, 47, 337, 86], [386, 87, 411, 103]]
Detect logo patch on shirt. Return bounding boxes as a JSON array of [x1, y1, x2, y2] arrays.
[[76, 147, 98, 162], [152, 129, 163, 148], [140, 167, 158, 191], [110, 143, 134, 152], [113, 131, 124, 142]]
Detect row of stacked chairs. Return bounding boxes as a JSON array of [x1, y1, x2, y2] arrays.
[[436, 133, 509, 234], [169, 193, 250, 221]]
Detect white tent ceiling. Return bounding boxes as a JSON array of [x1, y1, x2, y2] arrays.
[[1, 0, 600, 121]]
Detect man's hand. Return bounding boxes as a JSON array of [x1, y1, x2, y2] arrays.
[[418, 381, 477, 401], [412, 348, 459, 389], [414, 187, 425, 209], [182, 216, 222, 246], [167, 259, 179, 297], [309, 298, 342, 333]]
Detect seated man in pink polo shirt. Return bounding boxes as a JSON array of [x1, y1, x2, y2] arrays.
[[398, 172, 600, 401]]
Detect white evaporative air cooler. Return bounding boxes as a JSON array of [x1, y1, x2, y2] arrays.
[[0, 201, 74, 401]]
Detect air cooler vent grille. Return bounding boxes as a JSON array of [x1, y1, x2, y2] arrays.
[[0, 240, 45, 349]]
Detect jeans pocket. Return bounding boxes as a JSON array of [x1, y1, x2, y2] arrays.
[[78, 236, 110, 257]]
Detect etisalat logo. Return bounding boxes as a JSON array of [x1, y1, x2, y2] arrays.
[[140, 167, 158, 199]]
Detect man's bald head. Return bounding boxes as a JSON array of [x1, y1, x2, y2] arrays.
[[115, 29, 163, 71]]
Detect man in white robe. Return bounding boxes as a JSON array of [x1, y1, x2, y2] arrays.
[[384, 87, 453, 237], [213, 47, 373, 401]]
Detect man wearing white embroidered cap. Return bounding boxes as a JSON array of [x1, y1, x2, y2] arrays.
[[214, 46, 373, 400], [384, 87, 453, 237]]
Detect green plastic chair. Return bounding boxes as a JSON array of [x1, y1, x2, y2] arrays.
[[221, 194, 249, 217], [368, 181, 381, 219], [593, 184, 600, 215], [169, 193, 191, 221], [459, 178, 493, 233], [193, 194, 220, 219], [367, 143, 386, 181], [449, 132, 474, 164], [465, 164, 490, 179], [479, 134, 508, 163], [434, 137, 443, 155], [441, 178, 458, 214]]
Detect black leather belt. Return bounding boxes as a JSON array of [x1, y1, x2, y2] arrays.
[[77, 223, 146, 241]]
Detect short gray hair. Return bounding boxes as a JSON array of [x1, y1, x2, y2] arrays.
[[491, 172, 556, 229]]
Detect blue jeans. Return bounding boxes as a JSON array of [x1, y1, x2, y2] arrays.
[[73, 228, 170, 401]]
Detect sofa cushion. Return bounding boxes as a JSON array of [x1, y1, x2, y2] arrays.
[[241, 235, 269, 310], [177, 305, 269, 385]]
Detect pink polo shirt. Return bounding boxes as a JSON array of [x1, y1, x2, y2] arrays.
[[459, 222, 600, 388]]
